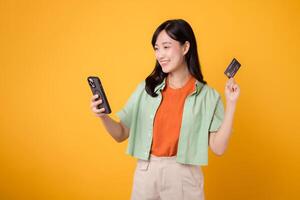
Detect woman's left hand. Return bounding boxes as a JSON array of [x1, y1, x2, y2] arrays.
[[225, 78, 240, 104]]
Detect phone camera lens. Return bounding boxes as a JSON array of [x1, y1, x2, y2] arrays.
[[88, 78, 96, 88]]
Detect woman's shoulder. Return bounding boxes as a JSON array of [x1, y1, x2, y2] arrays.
[[201, 84, 222, 99], [130, 80, 146, 95], [137, 80, 146, 88]]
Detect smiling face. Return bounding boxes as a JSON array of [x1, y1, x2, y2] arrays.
[[154, 30, 189, 74]]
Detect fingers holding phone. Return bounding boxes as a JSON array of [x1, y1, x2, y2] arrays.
[[90, 94, 107, 118], [87, 76, 112, 116]]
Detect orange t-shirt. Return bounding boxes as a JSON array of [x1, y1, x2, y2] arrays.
[[150, 75, 196, 156]]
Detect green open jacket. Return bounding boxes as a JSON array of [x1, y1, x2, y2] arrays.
[[116, 77, 224, 165]]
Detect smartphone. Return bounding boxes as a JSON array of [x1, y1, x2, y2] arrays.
[[87, 76, 112, 114]]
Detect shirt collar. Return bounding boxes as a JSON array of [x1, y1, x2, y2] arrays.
[[154, 76, 204, 95]]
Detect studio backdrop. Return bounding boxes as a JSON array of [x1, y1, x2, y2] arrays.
[[1, 0, 299, 199]]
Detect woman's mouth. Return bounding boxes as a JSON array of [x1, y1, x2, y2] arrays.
[[160, 60, 170, 66]]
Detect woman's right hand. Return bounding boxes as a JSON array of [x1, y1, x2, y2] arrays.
[[90, 94, 107, 118]]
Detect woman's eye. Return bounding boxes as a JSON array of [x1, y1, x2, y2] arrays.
[[164, 46, 170, 49]]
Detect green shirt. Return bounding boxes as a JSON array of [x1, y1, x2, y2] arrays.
[[116, 77, 224, 165]]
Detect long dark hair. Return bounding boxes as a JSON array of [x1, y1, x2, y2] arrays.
[[145, 19, 207, 97]]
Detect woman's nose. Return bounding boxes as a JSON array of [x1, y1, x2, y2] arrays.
[[156, 51, 165, 60]]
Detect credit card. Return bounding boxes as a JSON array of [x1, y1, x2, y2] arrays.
[[224, 58, 241, 78]]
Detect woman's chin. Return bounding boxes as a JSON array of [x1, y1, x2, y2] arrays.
[[161, 66, 170, 73]]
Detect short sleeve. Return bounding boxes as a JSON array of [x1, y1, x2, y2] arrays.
[[209, 97, 225, 132], [115, 83, 143, 129]]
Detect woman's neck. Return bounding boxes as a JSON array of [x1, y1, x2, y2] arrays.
[[167, 64, 191, 89]]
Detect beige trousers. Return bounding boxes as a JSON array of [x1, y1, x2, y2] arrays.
[[130, 154, 205, 200]]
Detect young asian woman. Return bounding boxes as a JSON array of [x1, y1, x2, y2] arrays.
[[90, 19, 240, 200]]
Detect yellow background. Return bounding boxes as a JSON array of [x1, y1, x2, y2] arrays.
[[1, 0, 299, 199]]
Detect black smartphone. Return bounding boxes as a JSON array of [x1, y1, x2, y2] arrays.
[[87, 76, 112, 114]]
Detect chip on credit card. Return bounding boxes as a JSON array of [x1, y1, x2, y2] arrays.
[[224, 58, 241, 78]]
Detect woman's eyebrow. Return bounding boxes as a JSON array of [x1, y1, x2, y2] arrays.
[[155, 41, 172, 46]]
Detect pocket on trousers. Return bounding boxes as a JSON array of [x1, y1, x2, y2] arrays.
[[188, 165, 203, 187], [179, 164, 203, 187], [137, 159, 150, 171]]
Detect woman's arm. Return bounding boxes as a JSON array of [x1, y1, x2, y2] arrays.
[[209, 78, 240, 156], [209, 102, 236, 156], [90, 94, 130, 143], [99, 115, 129, 143]]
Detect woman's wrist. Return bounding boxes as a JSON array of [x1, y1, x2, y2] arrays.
[[225, 100, 237, 112]]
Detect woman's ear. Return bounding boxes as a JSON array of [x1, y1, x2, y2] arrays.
[[182, 41, 190, 56]]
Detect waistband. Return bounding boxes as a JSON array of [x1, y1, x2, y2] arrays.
[[148, 154, 177, 163]]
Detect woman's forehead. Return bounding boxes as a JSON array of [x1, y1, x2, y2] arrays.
[[155, 31, 175, 46]]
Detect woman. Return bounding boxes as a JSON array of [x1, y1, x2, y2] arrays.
[[90, 19, 240, 200]]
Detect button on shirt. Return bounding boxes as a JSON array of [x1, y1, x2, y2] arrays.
[[116, 77, 224, 165]]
